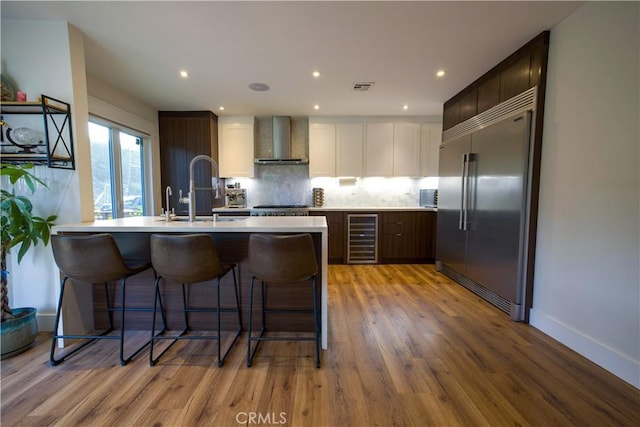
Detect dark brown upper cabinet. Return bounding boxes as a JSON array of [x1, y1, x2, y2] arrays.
[[477, 74, 500, 114], [443, 99, 460, 131], [458, 90, 478, 123], [529, 44, 547, 88], [500, 54, 532, 102], [442, 31, 549, 131], [158, 111, 220, 216]]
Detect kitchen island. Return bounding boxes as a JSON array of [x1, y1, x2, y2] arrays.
[[52, 216, 328, 349]]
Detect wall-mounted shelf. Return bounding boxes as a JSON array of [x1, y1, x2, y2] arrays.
[[0, 94, 75, 170]]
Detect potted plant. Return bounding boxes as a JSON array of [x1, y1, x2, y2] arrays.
[[1, 163, 57, 358]]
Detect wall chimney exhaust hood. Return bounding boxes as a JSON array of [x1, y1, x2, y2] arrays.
[[254, 116, 308, 164]]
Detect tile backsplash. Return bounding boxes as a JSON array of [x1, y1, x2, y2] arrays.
[[229, 165, 438, 208], [229, 116, 439, 208]]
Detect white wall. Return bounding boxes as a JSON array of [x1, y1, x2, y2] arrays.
[[1, 21, 91, 331], [86, 73, 161, 215], [531, 2, 639, 388], [86, 73, 158, 126], [1, 20, 161, 331]]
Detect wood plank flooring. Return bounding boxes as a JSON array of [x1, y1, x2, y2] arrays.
[[2, 264, 638, 426]]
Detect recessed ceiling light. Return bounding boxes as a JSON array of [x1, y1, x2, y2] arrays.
[[312, 71, 321, 78], [248, 82, 270, 92], [436, 70, 446, 78], [403, 105, 409, 110], [314, 104, 320, 110], [179, 70, 189, 78], [218, 106, 225, 111]]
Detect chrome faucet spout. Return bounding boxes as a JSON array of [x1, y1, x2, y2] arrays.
[[188, 154, 221, 222], [165, 186, 172, 221]]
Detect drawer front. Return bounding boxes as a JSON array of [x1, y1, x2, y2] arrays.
[[382, 212, 415, 235]]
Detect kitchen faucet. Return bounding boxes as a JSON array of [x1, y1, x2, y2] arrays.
[[164, 186, 172, 221], [181, 154, 222, 222]]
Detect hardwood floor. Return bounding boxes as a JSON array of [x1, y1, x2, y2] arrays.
[[2, 264, 638, 426]]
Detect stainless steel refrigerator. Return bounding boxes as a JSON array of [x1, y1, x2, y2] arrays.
[[436, 88, 537, 321]]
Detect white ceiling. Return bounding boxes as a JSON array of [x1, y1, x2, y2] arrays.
[[1, 1, 582, 118]]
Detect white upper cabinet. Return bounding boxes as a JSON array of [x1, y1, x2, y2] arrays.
[[364, 123, 394, 176], [219, 116, 255, 177], [420, 123, 442, 177], [310, 119, 437, 178], [309, 123, 336, 177], [365, 122, 421, 177], [336, 123, 364, 177], [393, 123, 421, 177]]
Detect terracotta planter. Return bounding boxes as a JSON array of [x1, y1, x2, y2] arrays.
[[1, 307, 38, 359]]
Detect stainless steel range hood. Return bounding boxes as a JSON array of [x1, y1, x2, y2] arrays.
[[254, 116, 308, 164]]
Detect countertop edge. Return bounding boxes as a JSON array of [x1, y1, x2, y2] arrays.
[[211, 207, 437, 213], [53, 216, 328, 234], [308, 207, 437, 212]]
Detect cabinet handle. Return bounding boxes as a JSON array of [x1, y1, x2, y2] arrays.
[[396, 233, 403, 237]]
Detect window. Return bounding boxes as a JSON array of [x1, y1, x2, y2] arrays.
[[89, 121, 146, 220]]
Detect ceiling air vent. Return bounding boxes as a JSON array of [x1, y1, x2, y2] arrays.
[[353, 82, 375, 91]]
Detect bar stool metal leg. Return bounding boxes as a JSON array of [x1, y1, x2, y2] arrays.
[[50, 277, 115, 366], [215, 266, 242, 367], [247, 276, 267, 367], [150, 268, 242, 367], [149, 276, 187, 366], [312, 276, 320, 368], [50, 271, 167, 367]]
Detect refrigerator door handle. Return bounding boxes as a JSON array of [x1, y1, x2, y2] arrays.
[[459, 153, 468, 230], [463, 153, 471, 231], [463, 153, 476, 231], [463, 152, 476, 231]]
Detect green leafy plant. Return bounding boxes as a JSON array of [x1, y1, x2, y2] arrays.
[[1, 163, 57, 321]]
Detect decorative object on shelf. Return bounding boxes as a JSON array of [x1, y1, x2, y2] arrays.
[[0, 163, 57, 358], [5, 127, 43, 151], [1, 74, 17, 102], [313, 187, 324, 207]]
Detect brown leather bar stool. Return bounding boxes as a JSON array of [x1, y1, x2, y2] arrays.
[[50, 233, 166, 366], [149, 234, 242, 367], [247, 233, 320, 368]]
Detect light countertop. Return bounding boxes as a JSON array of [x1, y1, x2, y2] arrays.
[[53, 215, 328, 234], [308, 206, 437, 212], [211, 207, 437, 213]]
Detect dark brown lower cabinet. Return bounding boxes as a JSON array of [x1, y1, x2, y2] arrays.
[[310, 211, 344, 264], [312, 209, 436, 264], [415, 210, 437, 262], [381, 211, 416, 263]]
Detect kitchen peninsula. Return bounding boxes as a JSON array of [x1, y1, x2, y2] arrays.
[[52, 216, 328, 349]]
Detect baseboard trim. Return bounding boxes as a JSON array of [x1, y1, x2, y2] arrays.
[[530, 308, 639, 389], [36, 313, 56, 333]]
